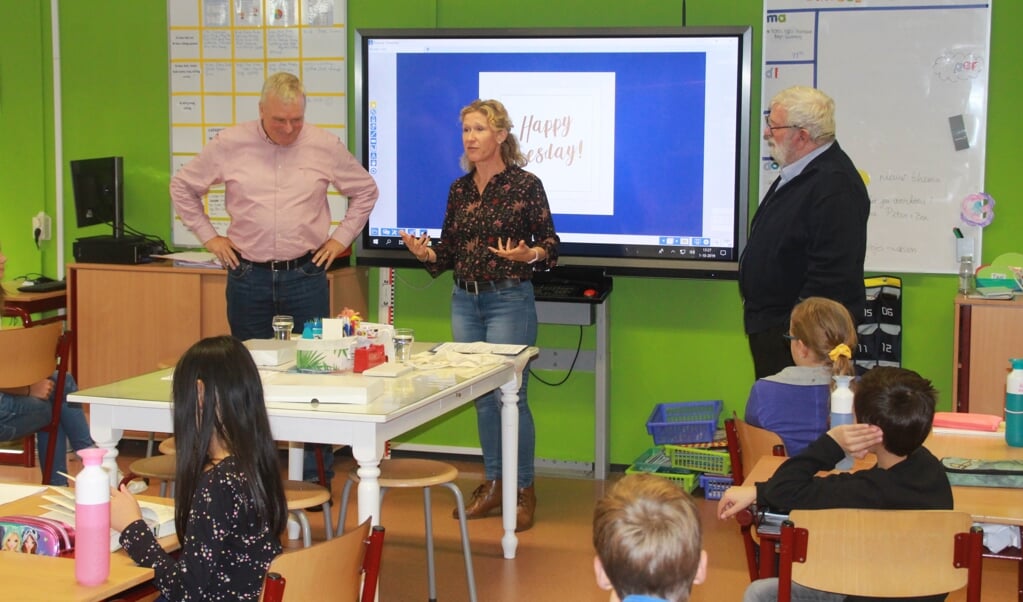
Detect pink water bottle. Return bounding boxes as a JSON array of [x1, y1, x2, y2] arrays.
[[75, 448, 110, 586]]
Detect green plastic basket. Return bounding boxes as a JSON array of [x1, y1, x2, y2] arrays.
[[626, 447, 698, 493], [664, 444, 732, 475]]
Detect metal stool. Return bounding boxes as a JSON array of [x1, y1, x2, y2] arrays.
[[337, 458, 477, 602], [285, 480, 334, 548], [128, 454, 177, 497]]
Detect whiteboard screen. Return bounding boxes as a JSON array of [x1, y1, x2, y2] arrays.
[[761, 0, 991, 274]]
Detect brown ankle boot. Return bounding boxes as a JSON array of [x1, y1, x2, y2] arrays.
[[457, 479, 502, 519], [515, 485, 536, 532]]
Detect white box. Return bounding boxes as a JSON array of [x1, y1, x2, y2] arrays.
[[244, 339, 297, 367], [260, 372, 384, 405]]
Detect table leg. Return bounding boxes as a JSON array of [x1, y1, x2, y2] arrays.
[[499, 377, 520, 560], [286, 443, 304, 540], [353, 444, 382, 527], [88, 405, 123, 487]]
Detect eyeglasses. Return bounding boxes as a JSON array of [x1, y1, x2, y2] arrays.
[[764, 114, 802, 133], [782, 333, 797, 342]]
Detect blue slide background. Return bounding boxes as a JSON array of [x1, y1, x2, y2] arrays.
[[392, 52, 708, 237]]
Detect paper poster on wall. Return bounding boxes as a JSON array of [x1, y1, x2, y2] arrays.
[[761, 0, 991, 274], [168, 0, 348, 248]]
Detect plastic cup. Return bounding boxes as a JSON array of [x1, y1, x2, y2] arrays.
[[393, 328, 414, 362], [272, 315, 294, 340]]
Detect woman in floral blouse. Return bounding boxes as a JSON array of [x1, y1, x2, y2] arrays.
[[401, 98, 559, 532]]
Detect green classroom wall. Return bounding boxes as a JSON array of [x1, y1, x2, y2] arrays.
[[1, 0, 1020, 466]]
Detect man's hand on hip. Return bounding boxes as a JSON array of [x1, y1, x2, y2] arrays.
[[206, 236, 240, 269], [314, 239, 345, 267]]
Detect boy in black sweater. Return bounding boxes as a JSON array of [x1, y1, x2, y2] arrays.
[[717, 366, 952, 602]]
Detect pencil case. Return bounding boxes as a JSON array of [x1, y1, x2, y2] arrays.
[[0, 515, 75, 556], [942, 457, 1023, 488]]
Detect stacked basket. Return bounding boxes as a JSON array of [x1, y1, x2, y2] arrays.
[[627, 400, 734, 499]]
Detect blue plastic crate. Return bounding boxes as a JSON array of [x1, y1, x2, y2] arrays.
[[645, 400, 723, 445], [698, 473, 734, 500]]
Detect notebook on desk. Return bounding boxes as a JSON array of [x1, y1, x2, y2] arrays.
[[17, 278, 66, 293]]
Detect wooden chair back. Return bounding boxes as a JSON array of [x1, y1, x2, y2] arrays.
[[778, 508, 983, 601], [725, 415, 786, 485], [0, 322, 71, 483], [0, 321, 63, 388], [261, 519, 385, 602]]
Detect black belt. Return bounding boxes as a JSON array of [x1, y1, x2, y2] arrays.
[[240, 251, 314, 271], [455, 278, 524, 294]]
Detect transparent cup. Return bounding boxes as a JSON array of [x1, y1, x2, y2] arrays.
[[272, 315, 294, 340], [393, 328, 415, 363]]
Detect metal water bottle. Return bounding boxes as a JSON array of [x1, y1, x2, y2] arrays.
[[831, 375, 855, 470], [1006, 359, 1023, 447], [75, 448, 110, 585]]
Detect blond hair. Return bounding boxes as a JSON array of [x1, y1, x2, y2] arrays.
[[593, 474, 703, 602], [459, 99, 527, 172], [260, 72, 305, 106], [789, 297, 857, 378]]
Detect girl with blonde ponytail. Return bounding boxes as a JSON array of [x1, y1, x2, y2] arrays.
[[744, 297, 858, 455]]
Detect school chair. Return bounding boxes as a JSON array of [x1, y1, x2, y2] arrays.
[[723, 415, 786, 581], [0, 321, 72, 485], [127, 453, 177, 496], [261, 519, 385, 602], [776, 508, 983, 602], [336, 458, 478, 602]]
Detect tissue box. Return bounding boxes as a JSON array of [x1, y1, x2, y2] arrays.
[[244, 339, 297, 367], [295, 337, 358, 373]]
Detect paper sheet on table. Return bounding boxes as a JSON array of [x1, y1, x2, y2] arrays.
[[409, 350, 506, 370], [0, 482, 48, 505]]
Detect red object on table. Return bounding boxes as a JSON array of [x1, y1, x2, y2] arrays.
[[354, 344, 386, 373]]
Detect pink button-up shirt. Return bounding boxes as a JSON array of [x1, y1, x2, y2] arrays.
[[171, 120, 378, 263]]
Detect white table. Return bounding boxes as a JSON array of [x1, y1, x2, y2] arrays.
[[70, 346, 536, 559]]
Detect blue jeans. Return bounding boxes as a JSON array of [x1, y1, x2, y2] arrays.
[[1, 372, 93, 486], [226, 258, 334, 482], [451, 281, 537, 488]]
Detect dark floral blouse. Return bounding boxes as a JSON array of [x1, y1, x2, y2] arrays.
[[119, 457, 282, 601], [424, 165, 559, 281]]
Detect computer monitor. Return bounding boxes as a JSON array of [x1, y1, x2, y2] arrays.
[[353, 26, 752, 279], [70, 156, 125, 239]]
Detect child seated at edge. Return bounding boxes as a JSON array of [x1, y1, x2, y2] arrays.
[[744, 296, 858, 456], [111, 336, 288, 601], [593, 473, 708, 602], [718, 366, 952, 602]]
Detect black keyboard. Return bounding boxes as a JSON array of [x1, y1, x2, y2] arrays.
[[18, 279, 66, 293], [534, 283, 581, 299]]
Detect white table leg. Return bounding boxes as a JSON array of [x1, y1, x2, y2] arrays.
[[353, 444, 382, 526], [499, 377, 520, 559], [87, 405, 123, 487], [286, 443, 304, 540]]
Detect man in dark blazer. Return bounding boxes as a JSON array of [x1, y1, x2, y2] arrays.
[[739, 86, 870, 379]]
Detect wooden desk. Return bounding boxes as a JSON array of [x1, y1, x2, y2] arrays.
[[67, 261, 369, 387], [2, 282, 67, 314], [744, 430, 1023, 526], [744, 431, 1023, 600], [70, 346, 537, 559], [0, 487, 177, 602]]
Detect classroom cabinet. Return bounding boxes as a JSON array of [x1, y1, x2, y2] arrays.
[[68, 261, 368, 388], [952, 294, 1023, 417]]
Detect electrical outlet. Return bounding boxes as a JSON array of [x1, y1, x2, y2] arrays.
[[32, 211, 52, 241]]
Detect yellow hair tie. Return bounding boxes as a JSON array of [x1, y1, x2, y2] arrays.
[[828, 343, 852, 362]]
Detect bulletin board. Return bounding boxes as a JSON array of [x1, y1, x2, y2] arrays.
[[760, 0, 992, 274], [167, 0, 349, 247]]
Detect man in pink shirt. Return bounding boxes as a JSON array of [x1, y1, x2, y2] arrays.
[[171, 72, 378, 483]]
